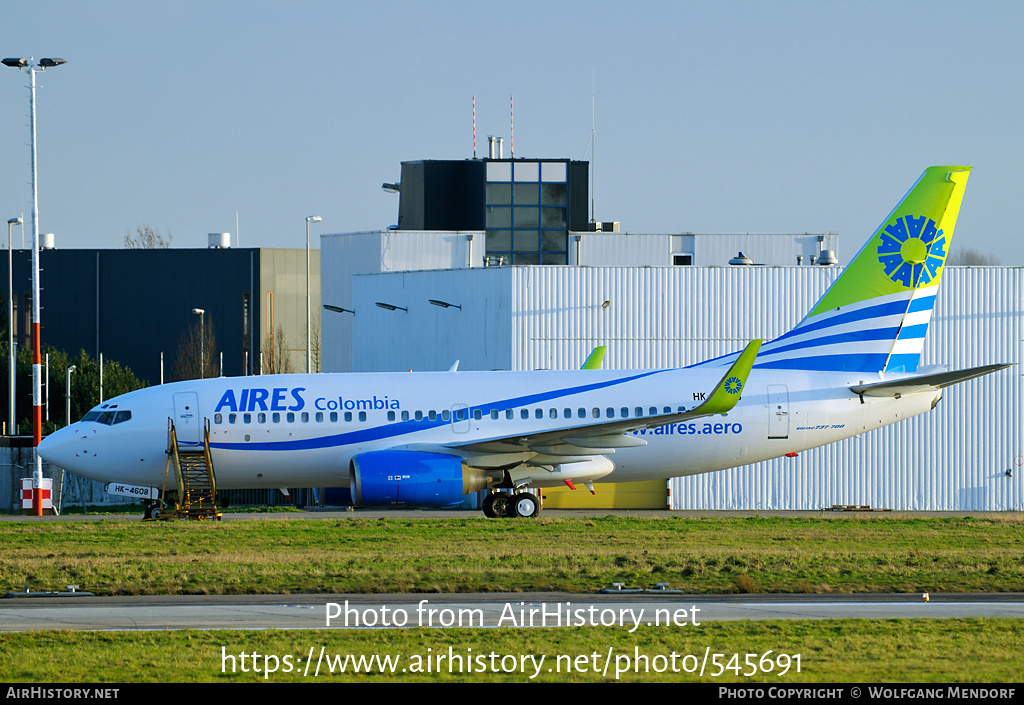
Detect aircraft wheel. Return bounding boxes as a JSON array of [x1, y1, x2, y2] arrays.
[[489, 493, 513, 518], [510, 493, 540, 518], [482, 493, 498, 518]]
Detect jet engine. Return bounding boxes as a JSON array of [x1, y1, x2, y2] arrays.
[[350, 450, 488, 507]]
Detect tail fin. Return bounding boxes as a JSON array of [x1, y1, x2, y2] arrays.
[[581, 346, 607, 370], [754, 166, 972, 373]]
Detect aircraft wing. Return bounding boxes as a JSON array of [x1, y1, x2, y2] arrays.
[[849, 363, 1012, 398], [449, 340, 762, 465]]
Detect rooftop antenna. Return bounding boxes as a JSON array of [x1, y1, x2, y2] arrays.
[[510, 94, 514, 158], [581, 71, 597, 223], [472, 95, 477, 158], [591, 88, 595, 223]]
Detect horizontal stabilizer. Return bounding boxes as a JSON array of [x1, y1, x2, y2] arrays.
[[850, 363, 1011, 398]]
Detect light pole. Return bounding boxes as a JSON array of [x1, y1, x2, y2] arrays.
[[7, 216, 21, 436], [192, 309, 205, 379], [4, 56, 66, 516], [64, 365, 75, 427], [305, 215, 321, 374]]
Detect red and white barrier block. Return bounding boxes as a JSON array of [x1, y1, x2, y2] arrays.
[[21, 477, 54, 515]]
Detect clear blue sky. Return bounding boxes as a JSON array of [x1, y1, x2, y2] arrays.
[[2, 0, 1021, 263]]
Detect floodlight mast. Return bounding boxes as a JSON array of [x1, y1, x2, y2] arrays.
[[3, 57, 67, 515]]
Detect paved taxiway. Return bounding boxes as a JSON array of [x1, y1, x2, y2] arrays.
[[2, 593, 1022, 632]]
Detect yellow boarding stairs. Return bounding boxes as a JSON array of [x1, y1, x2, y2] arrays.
[[159, 418, 221, 520]]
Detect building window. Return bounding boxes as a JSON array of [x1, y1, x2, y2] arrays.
[[673, 254, 693, 266], [485, 161, 568, 265]]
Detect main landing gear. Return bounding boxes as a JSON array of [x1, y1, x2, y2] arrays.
[[143, 500, 161, 520], [482, 491, 541, 519]]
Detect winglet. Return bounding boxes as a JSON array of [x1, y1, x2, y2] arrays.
[[694, 340, 762, 415], [581, 346, 607, 370]]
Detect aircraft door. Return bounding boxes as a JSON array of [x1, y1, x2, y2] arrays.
[[173, 392, 201, 446], [451, 404, 470, 433], [767, 385, 790, 439]]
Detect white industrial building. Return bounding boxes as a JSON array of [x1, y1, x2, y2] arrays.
[[321, 227, 839, 371], [321, 225, 1022, 512]]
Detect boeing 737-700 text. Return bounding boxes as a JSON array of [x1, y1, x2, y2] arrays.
[[39, 166, 1009, 518]]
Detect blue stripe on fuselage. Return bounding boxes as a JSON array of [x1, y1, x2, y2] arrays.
[[210, 369, 668, 452]]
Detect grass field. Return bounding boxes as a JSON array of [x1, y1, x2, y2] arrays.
[[2, 619, 1021, 682], [1, 514, 1022, 595], [2, 513, 1021, 683]]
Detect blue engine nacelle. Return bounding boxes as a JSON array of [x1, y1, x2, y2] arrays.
[[350, 450, 489, 507]]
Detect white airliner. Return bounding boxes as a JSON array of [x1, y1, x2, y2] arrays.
[[39, 166, 1009, 518]]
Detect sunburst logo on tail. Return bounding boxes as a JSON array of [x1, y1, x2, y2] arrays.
[[724, 377, 742, 395], [877, 214, 948, 289]]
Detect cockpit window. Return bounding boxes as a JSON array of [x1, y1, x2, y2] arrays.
[[84, 409, 132, 425]]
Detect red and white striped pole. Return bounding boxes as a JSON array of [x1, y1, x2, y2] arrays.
[[29, 64, 44, 516]]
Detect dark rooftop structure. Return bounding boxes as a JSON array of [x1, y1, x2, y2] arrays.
[[3, 247, 319, 386], [396, 158, 589, 265]]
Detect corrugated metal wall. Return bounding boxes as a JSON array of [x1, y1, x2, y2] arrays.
[[511, 265, 841, 370], [321, 230, 483, 372], [574, 233, 678, 267], [352, 268, 513, 373]]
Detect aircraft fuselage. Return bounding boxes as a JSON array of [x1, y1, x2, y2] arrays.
[[39, 368, 938, 491]]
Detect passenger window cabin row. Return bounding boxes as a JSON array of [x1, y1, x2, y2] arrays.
[[211, 405, 684, 426]]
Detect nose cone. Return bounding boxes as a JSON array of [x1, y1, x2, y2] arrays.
[[39, 423, 99, 478]]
